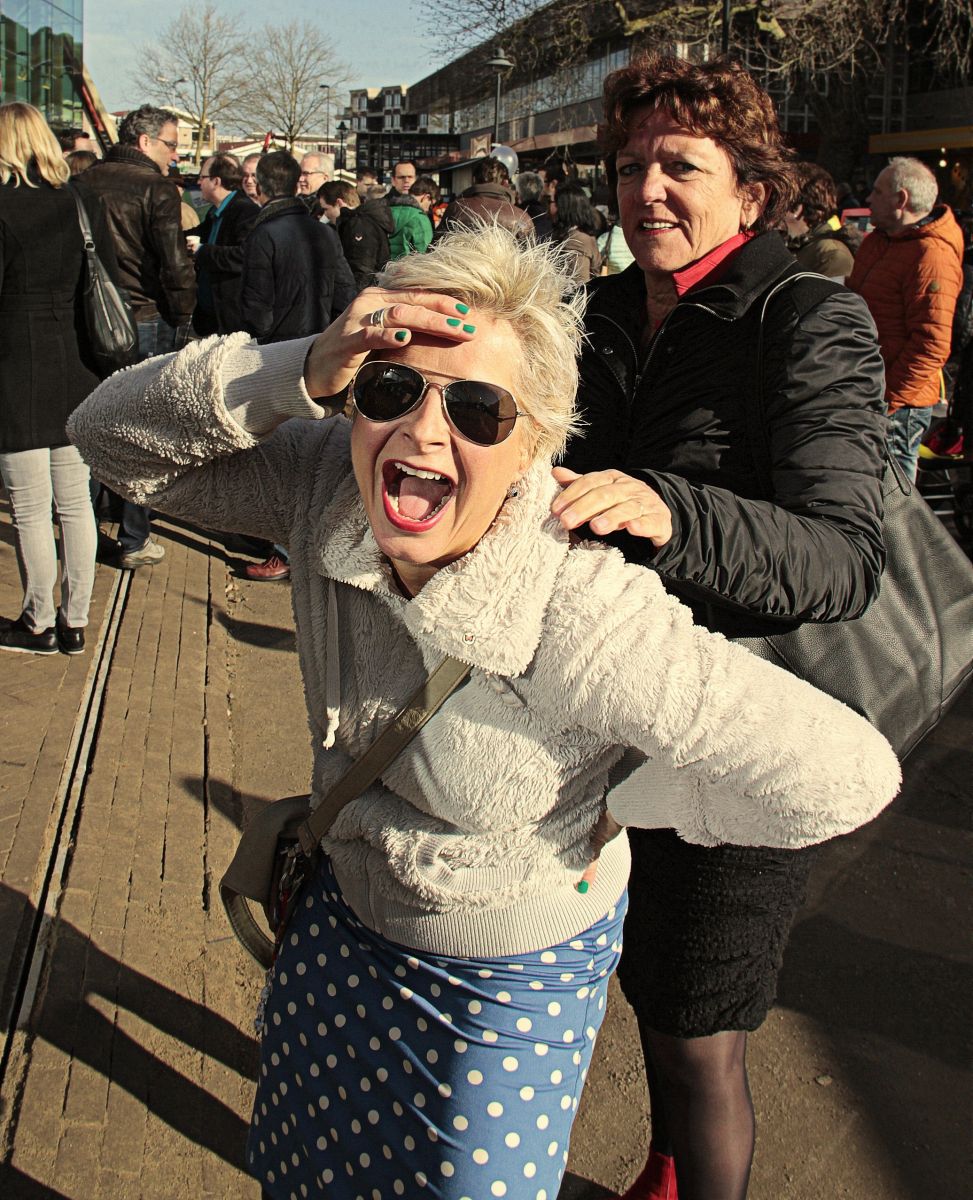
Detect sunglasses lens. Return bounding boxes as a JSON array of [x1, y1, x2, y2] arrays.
[[444, 381, 518, 445], [354, 362, 424, 421]]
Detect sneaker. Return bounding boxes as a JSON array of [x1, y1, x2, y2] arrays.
[[0, 614, 58, 655], [56, 611, 86, 655], [919, 429, 964, 460], [119, 538, 166, 568], [244, 553, 291, 581]]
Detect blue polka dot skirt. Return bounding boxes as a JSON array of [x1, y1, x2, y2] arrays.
[[247, 856, 626, 1200]]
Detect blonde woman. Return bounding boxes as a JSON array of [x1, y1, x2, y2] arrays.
[[0, 102, 111, 655], [69, 225, 900, 1200]]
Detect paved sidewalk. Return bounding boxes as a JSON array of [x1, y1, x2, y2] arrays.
[[0, 494, 969, 1199]]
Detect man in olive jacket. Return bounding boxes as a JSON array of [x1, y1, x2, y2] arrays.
[[75, 103, 196, 567]]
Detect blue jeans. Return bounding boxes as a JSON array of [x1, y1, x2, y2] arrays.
[[0, 444, 97, 629], [886, 406, 933, 482]]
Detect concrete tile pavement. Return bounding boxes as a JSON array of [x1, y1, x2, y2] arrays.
[[0, 491, 969, 1199]]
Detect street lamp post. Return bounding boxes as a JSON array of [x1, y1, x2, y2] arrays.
[[336, 121, 348, 173], [486, 48, 513, 148]]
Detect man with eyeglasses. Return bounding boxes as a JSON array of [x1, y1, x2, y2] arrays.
[[75, 104, 197, 567], [191, 152, 258, 336], [297, 152, 330, 212]]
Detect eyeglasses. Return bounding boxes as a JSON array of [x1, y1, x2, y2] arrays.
[[153, 137, 179, 152], [299, 170, 325, 178], [351, 360, 524, 447]]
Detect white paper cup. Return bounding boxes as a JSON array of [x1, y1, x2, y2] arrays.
[[186, 235, 201, 253]]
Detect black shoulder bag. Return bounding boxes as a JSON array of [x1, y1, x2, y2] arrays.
[[68, 184, 140, 377], [735, 272, 973, 759]]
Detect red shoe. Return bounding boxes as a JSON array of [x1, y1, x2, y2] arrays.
[[622, 1147, 678, 1200], [244, 553, 291, 581]]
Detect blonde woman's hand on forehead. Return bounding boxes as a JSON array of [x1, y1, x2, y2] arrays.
[[303, 288, 478, 399], [550, 466, 673, 548]]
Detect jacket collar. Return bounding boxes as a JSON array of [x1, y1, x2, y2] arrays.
[[313, 456, 570, 676], [587, 231, 797, 335], [104, 144, 163, 174], [253, 197, 308, 227]]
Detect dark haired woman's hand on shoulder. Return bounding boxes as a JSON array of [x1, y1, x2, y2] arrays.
[[551, 466, 672, 547]]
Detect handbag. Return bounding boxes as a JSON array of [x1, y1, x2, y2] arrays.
[[68, 184, 140, 377], [220, 654, 472, 968], [734, 272, 973, 759]]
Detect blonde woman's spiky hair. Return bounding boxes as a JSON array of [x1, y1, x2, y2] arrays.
[[376, 221, 588, 462], [0, 102, 70, 188]]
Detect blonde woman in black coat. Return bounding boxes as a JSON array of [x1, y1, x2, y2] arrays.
[[0, 103, 108, 655]]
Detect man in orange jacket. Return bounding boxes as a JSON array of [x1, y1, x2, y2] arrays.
[[848, 156, 963, 479]]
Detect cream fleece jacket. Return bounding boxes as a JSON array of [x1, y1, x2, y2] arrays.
[[68, 334, 901, 957]]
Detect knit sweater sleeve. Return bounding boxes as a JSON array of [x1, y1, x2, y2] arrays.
[[534, 546, 901, 849], [67, 332, 347, 545]]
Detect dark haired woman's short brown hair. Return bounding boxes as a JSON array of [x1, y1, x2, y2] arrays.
[[602, 53, 797, 233], [792, 162, 838, 229]]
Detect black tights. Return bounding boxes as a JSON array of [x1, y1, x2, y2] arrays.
[[640, 1020, 754, 1200]]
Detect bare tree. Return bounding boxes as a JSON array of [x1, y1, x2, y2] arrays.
[[237, 21, 350, 153], [130, 2, 249, 166]]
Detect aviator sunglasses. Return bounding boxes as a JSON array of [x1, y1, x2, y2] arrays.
[[351, 360, 525, 447]]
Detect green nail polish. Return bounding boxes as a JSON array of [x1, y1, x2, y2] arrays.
[[462, 323, 476, 334], [394, 330, 409, 342], [576, 880, 589, 894], [455, 303, 470, 314], [446, 317, 461, 327]]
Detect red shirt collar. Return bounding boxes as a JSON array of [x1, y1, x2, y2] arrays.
[[671, 231, 754, 296]]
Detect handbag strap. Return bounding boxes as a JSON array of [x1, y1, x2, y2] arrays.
[[67, 184, 97, 253], [295, 653, 472, 855]]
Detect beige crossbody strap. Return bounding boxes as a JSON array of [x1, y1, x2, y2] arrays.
[[296, 654, 473, 854]]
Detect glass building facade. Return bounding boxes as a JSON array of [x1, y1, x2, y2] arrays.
[[1, 0, 84, 127]]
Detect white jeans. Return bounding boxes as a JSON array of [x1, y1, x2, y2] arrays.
[[0, 444, 96, 630]]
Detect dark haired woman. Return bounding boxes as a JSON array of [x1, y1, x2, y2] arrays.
[[552, 182, 603, 283], [553, 54, 887, 1200]]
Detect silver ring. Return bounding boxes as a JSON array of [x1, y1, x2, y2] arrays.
[[369, 308, 387, 329]]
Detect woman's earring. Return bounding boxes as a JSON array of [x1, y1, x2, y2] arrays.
[[507, 483, 520, 499]]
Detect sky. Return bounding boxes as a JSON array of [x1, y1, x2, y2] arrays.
[[84, 0, 447, 114]]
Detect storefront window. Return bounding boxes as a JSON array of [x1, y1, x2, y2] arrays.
[[0, 0, 84, 126]]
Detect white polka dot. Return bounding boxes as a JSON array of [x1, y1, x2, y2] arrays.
[[447, 975, 462, 987], [547, 1001, 561, 1016], [296, 961, 307, 975], [487, 1101, 503, 1117], [496, 991, 512, 1003], [454, 1039, 468, 1054], [573, 1051, 582, 1065], [491, 1184, 507, 1197], [502, 1056, 519, 1072], [417, 1017, 428, 1032], [334, 1014, 346, 1028], [368, 1110, 380, 1124], [430, 983, 441, 997], [576, 986, 590, 999], [414, 1169, 426, 1186], [407, 956, 419, 969], [519, 1086, 535, 1101], [505, 1132, 521, 1148], [404, 1135, 415, 1152], [376, 1068, 389, 1082], [563, 1029, 575, 1042], [348, 974, 359, 987], [316, 1136, 327, 1151], [561, 1095, 572, 1110], [477, 968, 493, 979], [351, 1118, 361, 1133], [347, 1043, 357, 1058], [536, 1114, 549, 1130], [528, 981, 544, 991], [360, 1152, 370, 1167], [389, 1027, 401, 1041], [467, 1069, 483, 1085], [438, 1082, 452, 1098], [441, 1162, 455, 1177], [550, 1069, 563, 1085], [560, 973, 574, 982], [322, 1170, 333, 1184], [540, 951, 557, 963], [508, 963, 524, 972], [483, 1030, 499, 1043], [369, 1037, 381, 1051], [392, 1101, 403, 1116], [472, 1148, 489, 1165], [326, 1055, 337, 1069], [570, 940, 584, 950], [453, 1114, 469, 1131], [400, 987, 414, 1001], [394, 965, 407, 978], [382, 997, 394, 1011], [534, 1043, 549, 1057], [516, 1017, 533, 1032], [309, 1063, 320, 1077], [393, 1182, 404, 1196], [360, 1078, 371, 1092], [318, 1095, 330, 1110], [468, 1000, 482, 1015], [339, 944, 350, 956], [316, 953, 327, 967], [402, 1060, 413, 1074], [426, 1049, 438, 1064], [596, 933, 608, 946], [548, 1140, 559, 1156], [414, 1092, 426, 1108], [523, 1162, 537, 1178]]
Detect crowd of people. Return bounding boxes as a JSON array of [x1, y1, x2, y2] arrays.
[[0, 47, 969, 1200]]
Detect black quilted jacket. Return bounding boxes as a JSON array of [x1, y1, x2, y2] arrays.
[[565, 232, 888, 638]]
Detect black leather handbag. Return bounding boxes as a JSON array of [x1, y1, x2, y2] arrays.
[[737, 273, 973, 759], [68, 185, 140, 377]]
